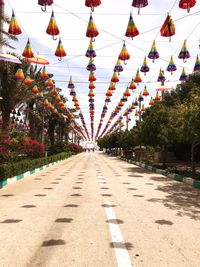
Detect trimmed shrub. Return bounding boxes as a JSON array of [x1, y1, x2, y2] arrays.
[[0, 152, 74, 181]]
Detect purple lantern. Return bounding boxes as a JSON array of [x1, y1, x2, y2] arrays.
[[38, 0, 53, 12]]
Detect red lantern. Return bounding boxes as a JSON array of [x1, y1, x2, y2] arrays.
[[86, 14, 99, 41], [46, 11, 60, 40], [8, 10, 22, 35], [85, 0, 101, 12], [179, 0, 196, 12], [160, 15, 175, 41]]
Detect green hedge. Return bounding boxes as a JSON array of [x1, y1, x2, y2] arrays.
[[0, 152, 74, 180]]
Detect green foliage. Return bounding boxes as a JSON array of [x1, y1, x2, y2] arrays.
[[0, 152, 74, 180]]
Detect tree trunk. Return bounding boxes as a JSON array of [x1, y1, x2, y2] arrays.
[[28, 101, 36, 139], [191, 141, 199, 179], [161, 145, 167, 167], [1, 108, 11, 132]]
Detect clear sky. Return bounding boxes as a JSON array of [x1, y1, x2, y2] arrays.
[[4, 0, 200, 139]]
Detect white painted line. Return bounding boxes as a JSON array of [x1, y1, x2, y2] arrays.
[[104, 201, 133, 267]]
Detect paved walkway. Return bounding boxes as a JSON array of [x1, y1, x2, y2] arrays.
[[0, 152, 200, 267]]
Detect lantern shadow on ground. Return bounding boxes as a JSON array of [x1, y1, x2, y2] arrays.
[[106, 219, 124, 224], [147, 182, 200, 220], [42, 239, 66, 247], [110, 242, 134, 250]]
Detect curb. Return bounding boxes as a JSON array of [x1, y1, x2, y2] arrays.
[[0, 158, 67, 189], [120, 157, 200, 190]]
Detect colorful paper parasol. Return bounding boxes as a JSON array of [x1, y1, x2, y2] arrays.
[[179, 68, 188, 81], [134, 69, 142, 84], [132, 0, 148, 14], [118, 42, 130, 65], [148, 40, 159, 62], [14, 68, 24, 79], [8, 10, 22, 35], [179, 0, 196, 13], [142, 85, 149, 96], [86, 14, 99, 41], [0, 53, 21, 64], [193, 55, 200, 72], [156, 85, 174, 92], [24, 54, 49, 65], [85, 40, 96, 58], [38, 0, 54, 12], [166, 56, 177, 74], [111, 72, 119, 83], [22, 39, 34, 58], [140, 56, 149, 75], [88, 71, 96, 81], [157, 69, 165, 85], [85, 0, 101, 12], [55, 38, 67, 60], [125, 13, 139, 39], [160, 15, 175, 41], [178, 40, 190, 62], [86, 58, 96, 71], [46, 11, 60, 40], [129, 79, 137, 90], [114, 58, 123, 74]]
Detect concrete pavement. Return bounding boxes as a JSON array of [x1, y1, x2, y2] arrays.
[[0, 152, 200, 267]]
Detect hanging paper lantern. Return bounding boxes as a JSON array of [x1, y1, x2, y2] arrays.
[[111, 72, 119, 83], [85, 40, 96, 58], [51, 87, 57, 95], [89, 97, 94, 102], [114, 59, 123, 74], [129, 79, 136, 90], [68, 76, 75, 89], [70, 88, 76, 96], [135, 110, 139, 117], [40, 66, 49, 79], [160, 15, 175, 41], [55, 38, 66, 60], [88, 71, 96, 81], [179, 0, 196, 13], [132, 0, 148, 14], [141, 104, 146, 112], [140, 56, 149, 75], [22, 39, 34, 58], [148, 40, 159, 62], [38, 0, 53, 12], [142, 85, 149, 96], [15, 68, 24, 79], [166, 56, 177, 74], [72, 96, 78, 102], [125, 13, 139, 39], [87, 58, 96, 71], [134, 69, 142, 84], [155, 92, 161, 101], [85, 0, 101, 12], [55, 95, 61, 102], [45, 78, 54, 87], [108, 82, 116, 91], [105, 97, 111, 104], [118, 42, 130, 65], [134, 98, 139, 106], [23, 75, 33, 86], [124, 87, 131, 97], [89, 81, 95, 89], [193, 55, 200, 72], [106, 89, 112, 97], [157, 69, 165, 85], [88, 89, 94, 97], [179, 68, 188, 81], [178, 40, 190, 62], [138, 92, 144, 102], [86, 14, 99, 41], [32, 85, 39, 94], [8, 10, 22, 35], [46, 11, 60, 40]]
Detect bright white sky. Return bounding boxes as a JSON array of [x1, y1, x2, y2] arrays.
[[4, 0, 200, 139]]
